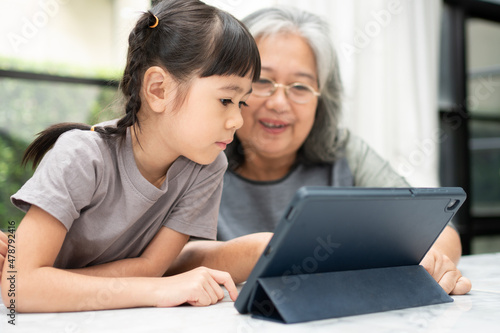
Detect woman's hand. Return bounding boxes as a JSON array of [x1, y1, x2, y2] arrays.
[[0, 231, 8, 281], [155, 267, 238, 307], [420, 248, 472, 295]]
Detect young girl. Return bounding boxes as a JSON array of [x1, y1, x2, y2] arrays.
[[1, 0, 260, 312]]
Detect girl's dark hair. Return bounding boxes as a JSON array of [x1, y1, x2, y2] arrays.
[[22, 0, 261, 168]]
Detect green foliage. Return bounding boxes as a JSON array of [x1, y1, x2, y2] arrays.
[[0, 132, 33, 230], [0, 75, 119, 231], [0, 56, 122, 81]]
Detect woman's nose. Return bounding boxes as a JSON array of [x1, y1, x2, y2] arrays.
[[265, 86, 291, 113]]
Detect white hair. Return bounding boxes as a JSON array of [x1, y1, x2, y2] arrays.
[[240, 6, 344, 163]]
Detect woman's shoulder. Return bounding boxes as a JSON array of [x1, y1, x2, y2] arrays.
[[339, 128, 410, 187], [339, 128, 376, 159], [339, 128, 362, 151], [338, 128, 378, 171]]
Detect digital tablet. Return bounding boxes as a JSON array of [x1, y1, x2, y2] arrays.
[[234, 186, 466, 314]]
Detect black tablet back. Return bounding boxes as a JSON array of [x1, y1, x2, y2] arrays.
[[235, 187, 466, 314]]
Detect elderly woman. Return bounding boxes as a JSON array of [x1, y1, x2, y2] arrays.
[[166, 6, 470, 296], [218, 7, 471, 294], [218, 7, 407, 240], [208, 6, 469, 295]]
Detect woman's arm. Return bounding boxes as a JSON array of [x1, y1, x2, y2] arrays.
[[420, 226, 472, 295], [1, 205, 237, 312], [166, 232, 273, 284]]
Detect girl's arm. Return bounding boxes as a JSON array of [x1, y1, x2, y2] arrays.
[[1, 205, 237, 312], [67, 224, 190, 278]]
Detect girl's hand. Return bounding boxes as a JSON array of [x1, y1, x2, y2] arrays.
[[0, 231, 8, 281], [155, 267, 238, 307]]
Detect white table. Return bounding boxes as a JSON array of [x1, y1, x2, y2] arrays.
[[1, 252, 499, 333]]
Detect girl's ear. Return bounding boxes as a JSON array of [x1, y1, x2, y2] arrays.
[[141, 66, 176, 113]]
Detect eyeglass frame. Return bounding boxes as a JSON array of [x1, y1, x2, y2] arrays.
[[251, 77, 321, 104]]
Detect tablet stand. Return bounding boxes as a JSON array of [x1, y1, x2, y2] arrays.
[[248, 265, 453, 324]]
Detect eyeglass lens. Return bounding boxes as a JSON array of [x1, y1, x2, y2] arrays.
[[252, 79, 316, 104]]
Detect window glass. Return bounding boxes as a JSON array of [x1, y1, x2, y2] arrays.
[[467, 18, 500, 216], [470, 120, 500, 216]]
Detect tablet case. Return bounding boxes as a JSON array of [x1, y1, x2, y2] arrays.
[[235, 187, 466, 324]]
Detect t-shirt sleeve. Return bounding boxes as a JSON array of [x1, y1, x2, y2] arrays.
[[344, 132, 457, 230], [11, 130, 103, 230], [344, 131, 410, 187], [163, 152, 228, 240]]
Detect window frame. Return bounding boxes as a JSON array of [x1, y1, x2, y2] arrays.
[[440, 0, 500, 254]]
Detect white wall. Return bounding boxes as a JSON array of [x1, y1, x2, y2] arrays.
[[0, 0, 149, 71], [205, 0, 442, 187]]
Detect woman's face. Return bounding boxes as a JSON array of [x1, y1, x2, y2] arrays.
[[236, 33, 319, 163]]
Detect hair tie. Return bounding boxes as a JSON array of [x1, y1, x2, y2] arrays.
[[149, 14, 159, 28], [90, 126, 95, 132]]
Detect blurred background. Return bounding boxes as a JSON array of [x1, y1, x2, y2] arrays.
[[0, 0, 499, 254]]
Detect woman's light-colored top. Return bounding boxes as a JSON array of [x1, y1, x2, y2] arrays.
[[218, 130, 409, 240]]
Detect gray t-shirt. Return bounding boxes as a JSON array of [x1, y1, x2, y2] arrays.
[[12, 128, 226, 268], [217, 130, 410, 240]]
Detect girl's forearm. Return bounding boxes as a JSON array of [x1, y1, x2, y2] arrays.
[[71, 226, 190, 278], [3, 264, 239, 312], [4, 266, 156, 313], [67, 257, 160, 278]]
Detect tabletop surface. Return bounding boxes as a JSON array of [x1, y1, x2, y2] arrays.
[[1, 252, 499, 333]]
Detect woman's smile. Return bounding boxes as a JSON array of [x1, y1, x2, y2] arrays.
[[259, 119, 290, 134]]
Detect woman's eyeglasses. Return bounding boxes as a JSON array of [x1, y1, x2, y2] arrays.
[[251, 77, 320, 104]]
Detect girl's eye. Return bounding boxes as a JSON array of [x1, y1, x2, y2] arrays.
[[220, 99, 233, 106], [239, 101, 249, 109]]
